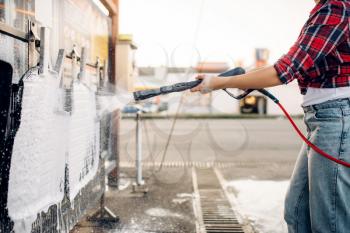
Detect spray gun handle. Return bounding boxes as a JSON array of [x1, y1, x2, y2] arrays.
[[217, 67, 255, 100], [219, 68, 277, 102]]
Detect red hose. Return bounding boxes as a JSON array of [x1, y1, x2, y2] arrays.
[[277, 102, 350, 168]]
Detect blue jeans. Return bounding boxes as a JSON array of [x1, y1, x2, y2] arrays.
[[285, 98, 350, 233]]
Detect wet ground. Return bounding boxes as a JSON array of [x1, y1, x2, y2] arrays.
[[71, 167, 196, 233], [106, 168, 196, 233], [73, 118, 303, 232]]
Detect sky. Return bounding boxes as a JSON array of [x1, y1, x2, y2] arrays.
[[119, 0, 315, 67]]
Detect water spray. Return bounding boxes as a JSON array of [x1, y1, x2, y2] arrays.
[[132, 67, 350, 168]]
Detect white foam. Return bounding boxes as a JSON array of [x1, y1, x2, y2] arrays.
[[145, 208, 184, 219], [8, 73, 67, 233], [7, 73, 107, 232], [225, 180, 289, 233], [67, 82, 100, 200]]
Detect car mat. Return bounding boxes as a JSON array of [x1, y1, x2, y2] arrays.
[[0, 60, 24, 232]]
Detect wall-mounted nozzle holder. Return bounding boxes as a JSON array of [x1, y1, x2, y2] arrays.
[[78, 47, 87, 81], [54, 49, 65, 77], [39, 27, 50, 75]]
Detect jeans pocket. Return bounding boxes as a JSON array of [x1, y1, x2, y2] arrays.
[[339, 115, 350, 162], [314, 108, 342, 120], [342, 108, 350, 116]]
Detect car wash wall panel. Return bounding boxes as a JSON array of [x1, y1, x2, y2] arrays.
[[0, 0, 117, 232]]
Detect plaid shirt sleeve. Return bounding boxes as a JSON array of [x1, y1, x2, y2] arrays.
[[274, 2, 348, 84]]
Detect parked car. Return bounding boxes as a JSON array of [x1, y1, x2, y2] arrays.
[[158, 102, 168, 112], [142, 102, 158, 113], [122, 104, 142, 114]]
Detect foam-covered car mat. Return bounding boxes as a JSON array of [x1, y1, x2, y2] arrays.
[[0, 60, 23, 233]]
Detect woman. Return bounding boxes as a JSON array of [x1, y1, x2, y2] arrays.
[[191, 0, 350, 232]]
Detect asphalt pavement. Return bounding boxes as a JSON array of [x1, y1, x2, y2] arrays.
[[73, 118, 304, 232], [119, 118, 304, 180]]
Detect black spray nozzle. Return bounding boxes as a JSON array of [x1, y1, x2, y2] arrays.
[[133, 79, 202, 101]]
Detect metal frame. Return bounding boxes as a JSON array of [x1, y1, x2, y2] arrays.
[[0, 2, 119, 232], [0, 22, 29, 42], [66, 54, 101, 69]]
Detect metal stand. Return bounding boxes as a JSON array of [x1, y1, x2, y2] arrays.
[[87, 57, 119, 227], [136, 111, 144, 186], [132, 111, 148, 194], [87, 193, 119, 227], [108, 110, 121, 188]]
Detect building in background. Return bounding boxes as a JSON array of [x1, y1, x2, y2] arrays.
[[116, 34, 138, 92]]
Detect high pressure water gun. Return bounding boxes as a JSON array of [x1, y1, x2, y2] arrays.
[[132, 67, 350, 168], [133, 68, 245, 101], [133, 67, 278, 102]]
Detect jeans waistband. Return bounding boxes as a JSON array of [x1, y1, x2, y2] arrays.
[[302, 98, 350, 113]]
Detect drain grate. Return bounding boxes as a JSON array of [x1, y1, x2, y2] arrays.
[[120, 160, 291, 169], [194, 168, 248, 233], [200, 190, 244, 233]]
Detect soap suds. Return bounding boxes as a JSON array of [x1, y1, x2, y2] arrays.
[[68, 82, 100, 200], [8, 73, 67, 233], [7, 73, 108, 233]]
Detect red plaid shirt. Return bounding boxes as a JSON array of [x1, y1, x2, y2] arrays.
[[274, 0, 350, 95]]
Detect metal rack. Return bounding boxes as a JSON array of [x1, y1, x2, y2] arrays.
[[0, 17, 118, 232], [0, 22, 29, 42]]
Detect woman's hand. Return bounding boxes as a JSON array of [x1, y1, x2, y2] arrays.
[[190, 75, 224, 94], [191, 66, 282, 93]]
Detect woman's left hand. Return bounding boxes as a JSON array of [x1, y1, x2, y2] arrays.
[[190, 74, 221, 94]]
